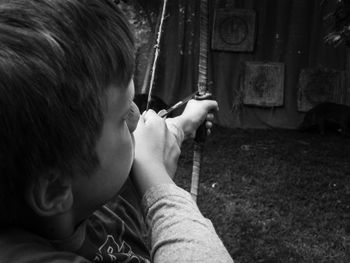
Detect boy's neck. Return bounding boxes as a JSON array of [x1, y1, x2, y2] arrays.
[[20, 207, 76, 240]]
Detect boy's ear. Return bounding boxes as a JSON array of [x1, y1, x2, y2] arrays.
[[25, 172, 73, 217]]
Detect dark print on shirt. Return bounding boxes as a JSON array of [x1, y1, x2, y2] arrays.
[[93, 234, 150, 263]]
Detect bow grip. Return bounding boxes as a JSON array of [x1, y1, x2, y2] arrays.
[[194, 91, 212, 143]]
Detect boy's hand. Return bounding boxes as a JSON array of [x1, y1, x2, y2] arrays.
[[131, 110, 180, 196], [167, 99, 219, 140]]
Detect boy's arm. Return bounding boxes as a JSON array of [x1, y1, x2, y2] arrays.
[[142, 184, 234, 263], [131, 99, 233, 262], [131, 109, 178, 196]]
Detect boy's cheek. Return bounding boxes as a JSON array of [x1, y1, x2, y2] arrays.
[[126, 101, 140, 132]]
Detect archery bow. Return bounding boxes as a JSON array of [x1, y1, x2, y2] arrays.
[[144, 0, 210, 202], [190, 0, 210, 202]]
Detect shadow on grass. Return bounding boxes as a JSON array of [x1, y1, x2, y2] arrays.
[[174, 126, 350, 263]]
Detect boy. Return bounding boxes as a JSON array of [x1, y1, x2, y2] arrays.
[[0, 0, 233, 262]]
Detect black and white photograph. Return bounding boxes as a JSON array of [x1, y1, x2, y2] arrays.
[[0, 0, 349, 262]]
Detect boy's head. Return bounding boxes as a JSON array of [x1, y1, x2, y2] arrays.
[[0, 0, 136, 228]]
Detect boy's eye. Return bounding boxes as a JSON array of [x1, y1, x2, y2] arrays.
[[125, 101, 140, 132]]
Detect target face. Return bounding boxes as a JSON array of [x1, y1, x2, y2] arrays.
[[297, 68, 345, 112], [243, 62, 285, 107], [219, 16, 248, 45], [212, 9, 256, 52]]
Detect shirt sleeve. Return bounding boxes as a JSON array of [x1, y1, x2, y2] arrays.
[[142, 184, 234, 263]]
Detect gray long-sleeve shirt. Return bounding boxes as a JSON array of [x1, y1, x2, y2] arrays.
[[0, 183, 233, 262], [143, 183, 234, 263]]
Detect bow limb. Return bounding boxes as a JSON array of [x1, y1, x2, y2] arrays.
[[145, 0, 168, 110], [190, 0, 209, 202]]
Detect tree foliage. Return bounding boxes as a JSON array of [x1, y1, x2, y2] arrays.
[[323, 0, 350, 46]]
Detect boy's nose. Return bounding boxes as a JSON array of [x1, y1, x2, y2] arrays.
[[126, 101, 140, 132]]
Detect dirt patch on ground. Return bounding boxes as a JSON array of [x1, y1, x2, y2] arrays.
[[174, 126, 350, 263]]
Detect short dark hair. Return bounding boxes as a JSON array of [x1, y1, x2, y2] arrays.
[[0, 0, 135, 226]]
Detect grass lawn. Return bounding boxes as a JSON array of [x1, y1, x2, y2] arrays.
[[174, 126, 350, 263]]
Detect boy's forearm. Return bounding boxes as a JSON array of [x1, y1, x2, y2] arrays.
[[130, 161, 175, 198], [142, 184, 234, 263]]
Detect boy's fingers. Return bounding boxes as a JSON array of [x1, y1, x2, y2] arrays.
[[205, 121, 213, 129], [142, 109, 159, 122], [207, 129, 211, 136], [136, 110, 157, 128], [158, 109, 167, 117], [206, 113, 215, 121], [143, 109, 156, 116], [203, 100, 219, 112]]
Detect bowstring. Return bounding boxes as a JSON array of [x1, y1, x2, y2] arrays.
[[146, 0, 168, 110]]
